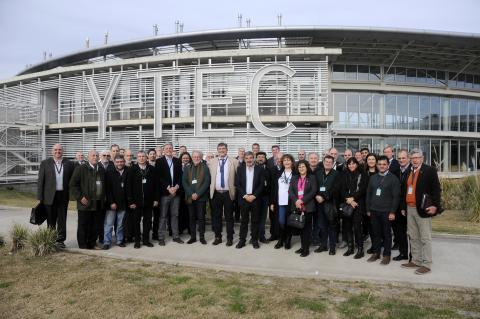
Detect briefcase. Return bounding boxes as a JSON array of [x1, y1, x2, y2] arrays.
[[30, 203, 47, 225], [287, 210, 305, 229]]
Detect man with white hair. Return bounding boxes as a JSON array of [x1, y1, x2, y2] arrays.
[[70, 149, 106, 249], [37, 143, 75, 248], [400, 148, 442, 275]]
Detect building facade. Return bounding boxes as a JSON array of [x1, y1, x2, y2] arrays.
[[1, 26, 480, 183]]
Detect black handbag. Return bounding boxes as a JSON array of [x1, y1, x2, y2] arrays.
[[287, 210, 305, 229], [30, 203, 47, 225], [339, 203, 354, 218]]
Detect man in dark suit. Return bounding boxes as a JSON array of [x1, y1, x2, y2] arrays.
[[127, 151, 158, 248], [393, 149, 411, 261], [266, 145, 280, 169], [235, 151, 265, 249], [384, 145, 400, 178], [37, 143, 75, 249], [267, 152, 283, 241], [255, 151, 270, 243], [156, 142, 184, 245], [400, 148, 442, 275], [69, 149, 106, 249]]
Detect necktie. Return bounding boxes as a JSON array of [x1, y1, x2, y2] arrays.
[[220, 159, 226, 188]]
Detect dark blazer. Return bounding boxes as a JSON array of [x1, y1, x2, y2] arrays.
[[235, 165, 265, 205], [127, 163, 157, 208], [400, 163, 442, 217], [389, 158, 401, 178], [266, 156, 275, 169], [69, 163, 106, 211], [156, 156, 182, 197], [37, 157, 75, 206], [260, 164, 271, 197], [340, 169, 368, 213], [315, 168, 340, 204], [105, 167, 130, 211], [289, 175, 317, 213]]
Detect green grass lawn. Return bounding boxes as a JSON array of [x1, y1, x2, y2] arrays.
[[0, 248, 479, 319]]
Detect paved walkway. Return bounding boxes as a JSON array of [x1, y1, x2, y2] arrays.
[[1, 205, 479, 288]]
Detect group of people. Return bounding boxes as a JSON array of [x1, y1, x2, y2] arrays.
[[36, 141, 442, 275]]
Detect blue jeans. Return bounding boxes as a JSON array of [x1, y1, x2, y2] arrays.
[[103, 209, 125, 246], [278, 205, 288, 226], [258, 195, 269, 239]]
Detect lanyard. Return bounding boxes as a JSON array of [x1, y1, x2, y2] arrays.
[[281, 171, 292, 184], [376, 172, 388, 189], [321, 170, 331, 186], [298, 176, 306, 190], [54, 161, 63, 174]]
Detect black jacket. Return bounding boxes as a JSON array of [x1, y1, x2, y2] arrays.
[[69, 163, 106, 211], [340, 169, 368, 213], [289, 175, 317, 213], [388, 158, 401, 179], [235, 165, 265, 205], [127, 163, 157, 208], [156, 156, 182, 197], [315, 168, 340, 204], [105, 167, 130, 211], [400, 163, 442, 217], [37, 157, 75, 205]]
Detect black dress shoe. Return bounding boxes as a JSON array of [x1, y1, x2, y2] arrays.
[[329, 248, 336, 255], [102, 245, 110, 250], [367, 247, 374, 254], [295, 248, 303, 254], [393, 254, 408, 261], [173, 238, 184, 244], [354, 249, 364, 259], [236, 241, 246, 249], [300, 250, 310, 257], [252, 242, 260, 249], [56, 242, 66, 249], [274, 241, 283, 249], [212, 238, 222, 245], [187, 238, 196, 244], [343, 248, 354, 256], [314, 246, 327, 253], [259, 237, 268, 244], [200, 238, 207, 245], [134, 243, 141, 249], [118, 243, 126, 248], [158, 240, 165, 246], [226, 239, 233, 247], [143, 242, 154, 247]]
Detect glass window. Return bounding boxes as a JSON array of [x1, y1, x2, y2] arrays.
[[477, 101, 480, 133], [357, 65, 369, 81], [469, 141, 476, 171], [345, 65, 357, 80], [420, 96, 430, 130], [384, 67, 395, 82], [426, 70, 436, 85], [398, 138, 408, 151], [465, 74, 474, 89], [421, 139, 431, 165], [359, 138, 372, 152], [457, 73, 465, 88], [397, 95, 409, 130], [450, 99, 459, 131], [431, 97, 441, 130], [431, 140, 441, 170], [460, 140, 468, 172], [416, 69, 427, 84], [333, 93, 347, 127], [469, 100, 476, 132], [396, 67, 406, 82], [437, 71, 446, 86], [441, 98, 450, 131], [369, 66, 381, 81], [346, 138, 359, 152], [406, 68, 416, 83], [385, 95, 396, 129], [474, 75, 480, 90], [333, 138, 346, 152], [451, 140, 459, 172], [359, 93, 372, 128], [459, 99, 468, 132], [347, 93, 359, 128], [332, 64, 345, 80], [408, 138, 419, 150], [372, 94, 382, 128], [449, 72, 457, 87]]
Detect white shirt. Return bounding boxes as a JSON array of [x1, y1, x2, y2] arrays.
[[165, 156, 174, 185], [215, 157, 230, 191], [278, 170, 292, 206], [246, 165, 254, 195], [54, 159, 63, 191]]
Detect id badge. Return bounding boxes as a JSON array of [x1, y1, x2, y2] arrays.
[[96, 180, 101, 186], [192, 179, 197, 184], [407, 186, 413, 194], [298, 190, 304, 196], [121, 182, 124, 188], [142, 178, 147, 184], [376, 188, 382, 196], [319, 187, 326, 192]]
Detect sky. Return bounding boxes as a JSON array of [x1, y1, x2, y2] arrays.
[[0, 0, 479, 80]]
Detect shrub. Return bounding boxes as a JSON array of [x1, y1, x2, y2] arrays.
[[28, 227, 58, 257], [462, 175, 480, 223], [439, 178, 465, 210], [9, 223, 29, 253]]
